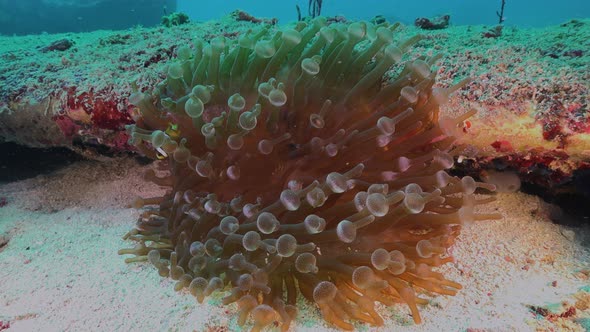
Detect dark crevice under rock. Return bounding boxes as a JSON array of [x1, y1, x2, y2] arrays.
[[450, 161, 590, 227], [0, 142, 83, 183], [520, 170, 590, 227], [0, 141, 153, 184]]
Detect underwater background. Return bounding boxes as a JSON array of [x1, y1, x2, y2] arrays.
[[1, 0, 590, 35], [0, 1, 589, 332], [178, 0, 590, 27]]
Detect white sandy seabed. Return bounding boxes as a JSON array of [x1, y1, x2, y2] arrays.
[[0, 159, 589, 332]]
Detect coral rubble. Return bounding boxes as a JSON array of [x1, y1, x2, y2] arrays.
[[117, 17, 500, 330], [414, 15, 450, 30], [161, 12, 190, 28]]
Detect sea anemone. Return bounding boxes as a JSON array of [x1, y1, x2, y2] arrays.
[[119, 17, 500, 331]]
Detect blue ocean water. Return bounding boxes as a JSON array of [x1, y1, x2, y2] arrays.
[[0, 0, 176, 35], [0, 0, 589, 35], [179, 0, 590, 27]]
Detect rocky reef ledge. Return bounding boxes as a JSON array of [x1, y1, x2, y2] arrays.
[[0, 15, 588, 190]]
